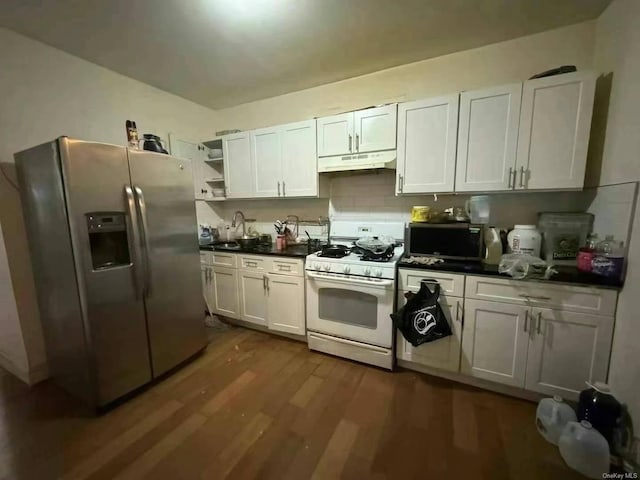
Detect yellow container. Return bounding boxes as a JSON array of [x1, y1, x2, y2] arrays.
[[411, 206, 431, 222]]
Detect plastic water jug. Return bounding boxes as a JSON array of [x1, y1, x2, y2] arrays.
[[536, 396, 577, 445], [559, 420, 610, 479]]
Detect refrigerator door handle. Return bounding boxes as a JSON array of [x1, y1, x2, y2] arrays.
[[124, 185, 145, 299], [133, 185, 152, 297]]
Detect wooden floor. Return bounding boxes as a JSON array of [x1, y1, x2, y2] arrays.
[[0, 325, 583, 480]]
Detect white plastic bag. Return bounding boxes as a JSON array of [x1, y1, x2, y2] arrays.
[[498, 254, 556, 279]]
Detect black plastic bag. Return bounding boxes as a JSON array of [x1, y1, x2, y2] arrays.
[[391, 280, 452, 347]]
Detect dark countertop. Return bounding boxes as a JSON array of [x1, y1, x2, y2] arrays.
[[398, 258, 623, 290], [199, 242, 312, 258]]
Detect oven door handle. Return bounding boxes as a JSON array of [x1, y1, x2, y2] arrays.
[[306, 271, 394, 288]]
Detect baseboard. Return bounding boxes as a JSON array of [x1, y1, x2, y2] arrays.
[[396, 359, 545, 403], [221, 317, 307, 343], [0, 351, 49, 386]]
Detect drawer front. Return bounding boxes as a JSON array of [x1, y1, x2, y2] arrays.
[[239, 255, 267, 271], [211, 252, 237, 268], [398, 269, 465, 298], [269, 257, 303, 276], [465, 276, 617, 316], [200, 251, 212, 265]]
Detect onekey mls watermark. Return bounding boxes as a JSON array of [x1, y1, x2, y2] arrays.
[[602, 473, 638, 479]]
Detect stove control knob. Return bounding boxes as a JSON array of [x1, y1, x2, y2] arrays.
[[374, 268, 383, 277], [323, 263, 331, 272], [363, 267, 371, 276], [313, 262, 320, 270], [343, 265, 351, 274]]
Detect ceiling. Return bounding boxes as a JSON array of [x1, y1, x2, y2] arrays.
[[1, 0, 611, 109]]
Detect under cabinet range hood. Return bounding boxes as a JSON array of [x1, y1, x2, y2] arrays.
[[318, 150, 396, 173]]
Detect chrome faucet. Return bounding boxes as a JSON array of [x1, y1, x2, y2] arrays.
[[231, 210, 246, 237]]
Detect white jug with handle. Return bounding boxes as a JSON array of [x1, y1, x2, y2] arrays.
[[465, 195, 490, 224], [536, 396, 577, 445], [559, 420, 610, 479]]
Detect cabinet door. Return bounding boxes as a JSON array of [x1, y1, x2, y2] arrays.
[[281, 120, 318, 197], [251, 126, 282, 197], [515, 71, 596, 190], [396, 95, 459, 194], [211, 266, 239, 319], [223, 133, 253, 199], [461, 299, 530, 387], [396, 290, 463, 373], [168, 135, 207, 200], [317, 112, 353, 157], [266, 274, 305, 336], [455, 83, 522, 192], [238, 270, 268, 326], [354, 104, 397, 153], [525, 308, 613, 399], [201, 266, 211, 312]]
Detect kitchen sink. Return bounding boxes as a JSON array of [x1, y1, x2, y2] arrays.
[[213, 242, 240, 250]]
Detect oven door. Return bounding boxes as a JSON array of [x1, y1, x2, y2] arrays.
[[306, 271, 394, 348]]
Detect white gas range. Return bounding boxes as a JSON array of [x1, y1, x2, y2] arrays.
[[305, 221, 405, 370]]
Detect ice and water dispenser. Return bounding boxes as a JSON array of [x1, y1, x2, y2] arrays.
[[86, 213, 131, 270]]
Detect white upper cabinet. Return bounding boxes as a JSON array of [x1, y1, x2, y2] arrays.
[[223, 132, 253, 199], [317, 112, 354, 157], [168, 135, 208, 200], [281, 120, 318, 197], [251, 126, 281, 198], [396, 94, 459, 194], [455, 83, 522, 192], [354, 105, 397, 153], [515, 71, 596, 190], [317, 105, 397, 157]]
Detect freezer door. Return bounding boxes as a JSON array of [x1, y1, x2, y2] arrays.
[[128, 149, 206, 377], [59, 138, 152, 406]]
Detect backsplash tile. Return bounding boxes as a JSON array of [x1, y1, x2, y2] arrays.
[[195, 172, 638, 247]]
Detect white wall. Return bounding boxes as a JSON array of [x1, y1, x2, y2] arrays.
[[0, 27, 219, 382], [214, 21, 595, 131], [592, 0, 640, 459]]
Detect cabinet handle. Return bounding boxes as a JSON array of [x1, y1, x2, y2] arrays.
[[246, 261, 257, 268], [508, 167, 513, 188], [519, 166, 525, 188], [282, 181, 286, 197], [455, 301, 461, 323], [524, 310, 528, 332], [277, 181, 281, 196], [355, 133, 360, 152], [537, 312, 542, 334], [265, 275, 270, 292], [398, 174, 403, 193], [518, 294, 551, 301], [263, 275, 267, 291], [278, 264, 291, 272], [348, 134, 352, 152]]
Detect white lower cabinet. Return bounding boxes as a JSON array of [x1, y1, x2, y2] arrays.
[[460, 299, 530, 387], [266, 274, 305, 335], [202, 253, 306, 337], [524, 307, 613, 398], [238, 270, 268, 326], [398, 273, 616, 400], [211, 266, 240, 319]]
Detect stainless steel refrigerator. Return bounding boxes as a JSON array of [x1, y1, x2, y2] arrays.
[[15, 137, 206, 408]]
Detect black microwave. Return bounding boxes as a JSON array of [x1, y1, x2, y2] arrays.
[[406, 223, 484, 261]]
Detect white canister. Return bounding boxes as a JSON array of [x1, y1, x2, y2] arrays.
[[507, 225, 542, 257]]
